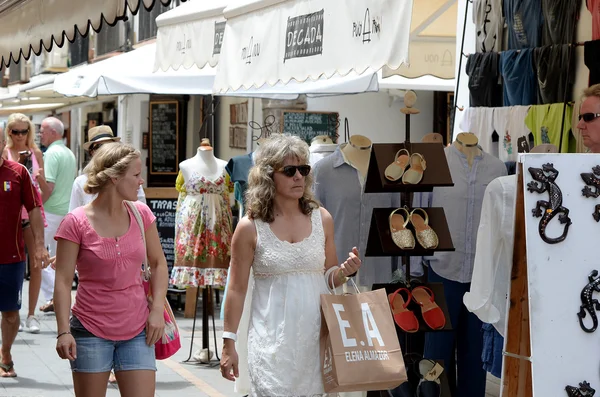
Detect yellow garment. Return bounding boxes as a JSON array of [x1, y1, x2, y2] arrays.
[[525, 103, 574, 153]]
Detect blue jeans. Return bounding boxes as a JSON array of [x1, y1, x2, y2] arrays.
[[0, 261, 25, 312], [424, 267, 486, 397]]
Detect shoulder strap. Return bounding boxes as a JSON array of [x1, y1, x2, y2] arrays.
[[125, 201, 150, 281]]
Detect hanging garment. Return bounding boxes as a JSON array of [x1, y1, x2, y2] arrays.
[[235, 209, 329, 396], [466, 52, 503, 107], [463, 174, 516, 337], [585, 40, 600, 86], [541, 0, 581, 46], [525, 103, 574, 153], [504, 0, 544, 49], [170, 169, 234, 288], [493, 106, 533, 162], [588, 0, 600, 40], [534, 44, 575, 105], [313, 145, 403, 287], [500, 49, 537, 106], [459, 107, 496, 155], [225, 152, 254, 213], [473, 0, 504, 53]]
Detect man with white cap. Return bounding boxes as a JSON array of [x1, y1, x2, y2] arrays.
[[69, 125, 146, 210]]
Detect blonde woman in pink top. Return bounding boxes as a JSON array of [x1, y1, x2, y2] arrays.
[[53, 143, 168, 397]]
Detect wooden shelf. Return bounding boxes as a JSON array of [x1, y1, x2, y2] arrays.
[[364, 143, 454, 193], [365, 208, 455, 257], [372, 282, 453, 332]]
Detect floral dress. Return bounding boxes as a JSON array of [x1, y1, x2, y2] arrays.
[[170, 168, 233, 288]]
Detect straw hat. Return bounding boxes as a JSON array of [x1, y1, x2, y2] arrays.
[[83, 125, 121, 151]]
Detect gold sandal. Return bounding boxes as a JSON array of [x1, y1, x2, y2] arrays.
[[402, 153, 427, 184], [389, 208, 415, 249], [409, 208, 439, 249]]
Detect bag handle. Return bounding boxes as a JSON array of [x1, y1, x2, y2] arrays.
[[324, 266, 360, 295], [125, 201, 150, 282]]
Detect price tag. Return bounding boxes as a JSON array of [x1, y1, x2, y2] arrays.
[[424, 363, 444, 381]]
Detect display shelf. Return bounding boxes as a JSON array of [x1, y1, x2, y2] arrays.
[[365, 208, 455, 257], [364, 143, 454, 193], [372, 282, 453, 332]]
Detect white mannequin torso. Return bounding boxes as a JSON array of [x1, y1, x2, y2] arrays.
[[180, 148, 227, 183]]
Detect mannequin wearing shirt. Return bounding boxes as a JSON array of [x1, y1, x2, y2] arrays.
[[309, 135, 337, 166], [415, 133, 507, 397], [341, 134, 372, 180], [171, 141, 233, 289]]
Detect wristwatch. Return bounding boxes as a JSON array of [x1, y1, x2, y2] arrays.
[[222, 331, 237, 342]]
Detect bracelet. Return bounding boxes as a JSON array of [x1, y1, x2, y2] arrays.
[[222, 331, 237, 342], [57, 331, 71, 339], [337, 268, 349, 284]]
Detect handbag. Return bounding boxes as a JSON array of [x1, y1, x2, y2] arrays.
[[126, 201, 181, 360]]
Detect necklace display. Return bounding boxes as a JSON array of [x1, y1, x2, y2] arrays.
[[349, 140, 372, 151], [455, 137, 478, 148]]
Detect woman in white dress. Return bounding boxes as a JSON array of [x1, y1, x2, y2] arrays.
[[220, 134, 361, 396]]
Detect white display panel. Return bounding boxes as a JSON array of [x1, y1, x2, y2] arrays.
[[523, 153, 600, 396]]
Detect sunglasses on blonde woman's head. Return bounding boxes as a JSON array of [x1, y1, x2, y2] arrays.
[[276, 165, 311, 177], [11, 129, 28, 136]]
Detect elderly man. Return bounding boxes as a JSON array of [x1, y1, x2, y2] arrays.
[[0, 126, 49, 377], [578, 84, 600, 153], [36, 117, 76, 313]]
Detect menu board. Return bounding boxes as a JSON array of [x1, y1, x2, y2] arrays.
[[150, 101, 179, 175], [281, 110, 339, 143], [147, 198, 178, 273]]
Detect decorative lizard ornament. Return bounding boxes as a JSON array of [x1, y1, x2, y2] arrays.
[[527, 163, 572, 244], [580, 165, 600, 222], [566, 381, 596, 397], [577, 270, 600, 333]]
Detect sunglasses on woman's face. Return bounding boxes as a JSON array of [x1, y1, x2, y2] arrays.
[[579, 113, 600, 123], [277, 165, 311, 177], [11, 129, 29, 136]]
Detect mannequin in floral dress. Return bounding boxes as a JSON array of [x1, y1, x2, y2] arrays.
[[170, 141, 233, 289]]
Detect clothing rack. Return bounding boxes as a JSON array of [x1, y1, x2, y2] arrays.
[[461, 41, 585, 58]]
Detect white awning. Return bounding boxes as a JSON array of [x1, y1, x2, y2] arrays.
[[383, 0, 457, 79], [213, 0, 413, 94], [154, 0, 228, 71], [53, 43, 216, 97], [379, 75, 455, 92], [0, 0, 176, 68]]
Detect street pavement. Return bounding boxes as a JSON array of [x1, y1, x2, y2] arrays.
[[1, 281, 501, 397]]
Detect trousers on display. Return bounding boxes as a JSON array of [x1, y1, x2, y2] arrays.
[[41, 212, 63, 302], [424, 267, 486, 397]]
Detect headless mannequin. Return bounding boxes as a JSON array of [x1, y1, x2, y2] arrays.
[[341, 135, 372, 179], [180, 140, 228, 182], [311, 135, 333, 145], [453, 132, 482, 168]]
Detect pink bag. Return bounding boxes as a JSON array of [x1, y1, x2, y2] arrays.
[[127, 201, 181, 360]]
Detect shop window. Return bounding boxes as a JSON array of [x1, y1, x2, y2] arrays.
[[138, 3, 170, 42], [69, 32, 89, 67], [8, 61, 29, 85], [96, 23, 126, 56]]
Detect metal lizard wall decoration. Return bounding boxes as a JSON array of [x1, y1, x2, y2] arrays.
[[577, 270, 600, 333], [580, 165, 600, 222], [527, 163, 572, 244], [566, 381, 596, 397]]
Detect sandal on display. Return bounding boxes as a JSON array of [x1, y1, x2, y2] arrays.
[[389, 208, 415, 250], [411, 286, 446, 330], [0, 361, 17, 378], [410, 209, 439, 249], [385, 149, 410, 181], [388, 288, 419, 333], [402, 153, 427, 184]]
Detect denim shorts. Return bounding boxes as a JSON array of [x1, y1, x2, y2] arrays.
[[0, 262, 25, 312], [69, 316, 156, 373]]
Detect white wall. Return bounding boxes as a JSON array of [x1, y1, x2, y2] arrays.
[[118, 94, 149, 184], [307, 91, 434, 143]]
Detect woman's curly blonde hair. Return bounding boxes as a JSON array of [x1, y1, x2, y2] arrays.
[[83, 142, 140, 195], [245, 134, 319, 222]]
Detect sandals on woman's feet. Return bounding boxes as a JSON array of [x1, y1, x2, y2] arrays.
[[0, 361, 17, 378], [40, 300, 54, 313]]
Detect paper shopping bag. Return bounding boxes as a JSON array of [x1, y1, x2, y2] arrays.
[[320, 288, 407, 393]]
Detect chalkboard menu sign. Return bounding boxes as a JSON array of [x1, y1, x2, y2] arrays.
[[147, 198, 178, 273], [150, 101, 179, 175], [280, 110, 339, 143]]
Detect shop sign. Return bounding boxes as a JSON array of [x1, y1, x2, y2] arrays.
[[241, 36, 261, 64], [284, 9, 324, 62], [352, 8, 382, 43], [213, 21, 226, 55]]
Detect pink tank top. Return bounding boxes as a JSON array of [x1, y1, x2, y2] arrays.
[[7, 148, 46, 224]]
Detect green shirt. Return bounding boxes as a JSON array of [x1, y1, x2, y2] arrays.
[[525, 103, 575, 153], [44, 140, 77, 216]]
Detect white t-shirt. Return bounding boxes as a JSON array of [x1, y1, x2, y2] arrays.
[[69, 174, 146, 212], [473, 0, 504, 52], [459, 107, 495, 155]]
